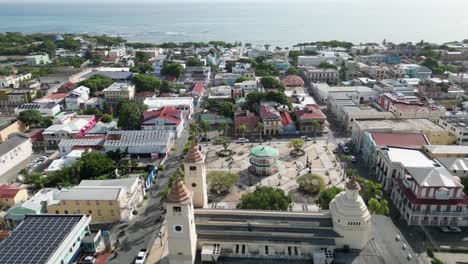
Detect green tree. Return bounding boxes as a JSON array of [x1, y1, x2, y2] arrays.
[[462, 177, 468, 194], [78, 74, 113, 95], [77, 152, 115, 181], [189, 123, 203, 140], [234, 76, 254, 83], [237, 124, 247, 137], [100, 114, 113, 123], [220, 102, 235, 118], [256, 122, 264, 140], [361, 180, 383, 201], [260, 76, 284, 90], [18, 110, 43, 126], [219, 120, 230, 137], [135, 51, 150, 63], [198, 120, 211, 138], [56, 37, 80, 51], [316, 187, 344, 209], [130, 63, 154, 74], [37, 40, 56, 56], [297, 173, 325, 194], [161, 62, 184, 78], [421, 57, 439, 70], [207, 171, 239, 193], [286, 66, 299, 75], [288, 138, 305, 152], [83, 107, 103, 119], [131, 74, 161, 92], [237, 186, 291, 211], [368, 198, 390, 215], [117, 101, 148, 130], [213, 136, 231, 152], [318, 62, 338, 69], [431, 258, 444, 264], [160, 80, 174, 94], [186, 57, 204, 67]]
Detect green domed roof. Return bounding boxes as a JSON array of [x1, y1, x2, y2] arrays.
[[249, 145, 278, 157]]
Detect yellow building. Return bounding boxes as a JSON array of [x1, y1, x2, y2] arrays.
[[47, 187, 122, 223], [0, 185, 28, 208], [0, 120, 28, 143], [47, 177, 144, 223], [423, 145, 468, 159]]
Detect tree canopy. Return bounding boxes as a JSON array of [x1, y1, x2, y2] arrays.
[[78, 74, 113, 95], [237, 186, 292, 211], [316, 187, 344, 209], [161, 62, 184, 78], [318, 62, 338, 69], [117, 101, 148, 130], [260, 76, 284, 90], [297, 173, 325, 194], [207, 171, 239, 193], [131, 74, 161, 92], [368, 198, 390, 215], [288, 138, 305, 152], [78, 152, 115, 180], [245, 91, 289, 107], [18, 110, 43, 126], [186, 57, 204, 67]]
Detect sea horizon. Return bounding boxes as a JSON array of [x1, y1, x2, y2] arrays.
[[1, 0, 468, 46]]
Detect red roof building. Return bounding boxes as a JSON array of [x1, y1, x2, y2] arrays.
[[0, 185, 28, 207], [370, 132, 428, 149], [280, 75, 305, 87], [234, 110, 260, 134], [294, 104, 327, 133], [142, 107, 185, 137], [186, 82, 205, 97]]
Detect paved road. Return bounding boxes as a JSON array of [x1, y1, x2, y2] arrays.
[[107, 130, 189, 264]]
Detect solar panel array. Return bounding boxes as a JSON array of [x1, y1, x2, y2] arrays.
[[18, 104, 41, 110], [0, 215, 81, 264]]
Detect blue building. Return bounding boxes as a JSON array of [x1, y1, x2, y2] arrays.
[[384, 56, 401, 64]]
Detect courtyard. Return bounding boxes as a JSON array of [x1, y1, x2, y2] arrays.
[[201, 138, 347, 207]]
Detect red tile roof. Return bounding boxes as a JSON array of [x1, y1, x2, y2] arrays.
[[143, 106, 182, 125], [46, 93, 68, 100], [259, 106, 280, 120], [280, 75, 305, 87], [295, 104, 326, 120], [234, 111, 260, 130], [191, 82, 205, 95], [370, 132, 428, 148], [135, 91, 154, 98], [280, 111, 294, 126], [0, 185, 22, 199]]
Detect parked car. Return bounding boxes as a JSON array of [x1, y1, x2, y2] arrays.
[[237, 138, 249, 143], [135, 249, 148, 264], [83, 256, 96, 264], [441, 226, 461, 233], [349, 155, 357, 162], [300, 136, 312, 141]]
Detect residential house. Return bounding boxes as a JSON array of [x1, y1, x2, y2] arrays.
[[185, 66, 211, 84], [42, 115, 97, 148], [0, 134, 32, 177], [437, 116, 468, 145], [142, 107, 185, 138], [0, 73, 32, 88], [214, 73, 242, 86], [185, 82, 205, 98], [398, 64, 432, 81], [152, 55, 167, 76], [234, 109, 260, 135], [233, 80, 258, 98], [368, 66, 388, 81], [259, 105, 282, 136], [448, 73, 468, 85], [294, 104, 327, 134], [280, 111, 296, 134], [65, 86, 90, 110], [0, 185, 28, 208], [0, 119, 27, 143], [266, 59, 290, 70], [208, 86, 232, 103], [25, 53, 51, 66]]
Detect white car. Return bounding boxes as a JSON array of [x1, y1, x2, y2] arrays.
[[135, 249, 148, 264], [237, 138, 249, 143]]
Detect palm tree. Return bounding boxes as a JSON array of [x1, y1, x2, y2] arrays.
[[256, 122, 264, 140], [237, 124, 247, 138], [189, 123, 202, 140], [311, 120, 321, 143], [219, 120, 230, 137], [198, 120, 211, 138]]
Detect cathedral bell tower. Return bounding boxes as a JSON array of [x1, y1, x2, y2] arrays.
[[184, 142, 208, 208]]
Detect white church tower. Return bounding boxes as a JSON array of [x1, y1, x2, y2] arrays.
[[166, 177, 197, 264], [329, 176, 371, 250], [184, 143, 208, 208]]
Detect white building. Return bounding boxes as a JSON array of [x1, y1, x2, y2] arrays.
[[313, 83, 378, 104], [14, 102, 61, 117], [103, 130, 175, 155], [302, 67, 338, 85], [45, 149, 85, 173], [437, 116, 468, 145], [42, 115, 96, 148], [448, 73, 468, 84], [144, 97, 194, 118], [297, 51, 351, 67], [208, 86, 232, 102], [102, 82, 135, 105], [0, 134, 32, 177], [65, 86, 90, 110], [142, 107, 185, 138], [0, 73, 32, 88]]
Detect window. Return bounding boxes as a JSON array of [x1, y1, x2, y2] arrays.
[[192, 183, 197, 187], [190, 166, 196, 171], [96, 201, 100, 205], [173, 206, 181, 212], [235, 244, 239, 254], [111, 210, 115, 216], [265, 245, 269, 255], [76, 209, 81, 214], [64, 210, 69, 214], [75, 201, 80, 205], [56, 210, 59, 214], [97, 210, 102, 216], [109, 201, 113, 205], [241, 245, 246, 254], [174, 225, 183, 232], [288, 246, 292, 256], [88, 210, 92, 214], [294, 247, 298, 256]]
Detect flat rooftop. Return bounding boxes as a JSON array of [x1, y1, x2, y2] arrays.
[[424, 145, 468, 155], [355, 118, 444, 132], [385, 147, 435, 168]]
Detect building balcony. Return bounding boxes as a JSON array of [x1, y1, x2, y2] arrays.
[[408, 210, 467, 218]]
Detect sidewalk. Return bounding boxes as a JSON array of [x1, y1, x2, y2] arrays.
[[146, 223, 168, 264]]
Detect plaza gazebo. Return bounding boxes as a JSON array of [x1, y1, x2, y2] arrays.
[[249, 145, 279, 176]]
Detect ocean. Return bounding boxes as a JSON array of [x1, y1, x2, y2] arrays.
[[1, 0, 468, 46]]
